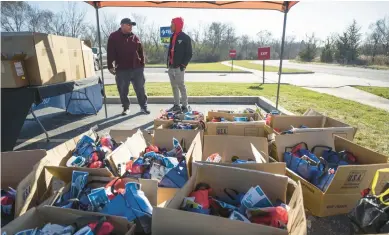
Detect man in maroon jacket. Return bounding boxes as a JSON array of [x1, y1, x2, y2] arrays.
[[107, 18, 150, 115]]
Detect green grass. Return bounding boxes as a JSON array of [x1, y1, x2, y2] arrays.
[[105, 82, 389, 156], [146, 62, 242, 72], [354, 86, 389, 99], [145, 64, 165, 68], [234, 60, 311, 73]]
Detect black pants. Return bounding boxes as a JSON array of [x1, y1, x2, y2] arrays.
[[115, 68, 148, 109]]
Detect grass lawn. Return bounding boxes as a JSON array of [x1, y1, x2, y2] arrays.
[[145, 64, 165, 68], [146, 62, 242, 72], [105, 82, 389, 156], [234, 60, 311, 73], [354, 86, 389, 99]]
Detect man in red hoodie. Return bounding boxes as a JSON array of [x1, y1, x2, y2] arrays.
[[167, 17, 193, 113], [107, 18, 150, 115]]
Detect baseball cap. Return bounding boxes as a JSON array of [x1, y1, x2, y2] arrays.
[[120, 18, 136, 26]]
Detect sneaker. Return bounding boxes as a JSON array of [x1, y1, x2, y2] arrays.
[[181, 106, 190, 113], [167, 105, 181, 113], [122, 108, 130, 116], [141, 107, 150, 115]]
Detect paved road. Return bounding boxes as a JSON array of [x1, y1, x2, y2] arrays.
[[251, 60, 389, 83], [98, 68, 263, 85]]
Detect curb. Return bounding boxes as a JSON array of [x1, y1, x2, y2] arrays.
[[164, 70, 253, 74], [146, 66, 166, 69], [278, 72, 315, 75], [105, 96, 292, 115]]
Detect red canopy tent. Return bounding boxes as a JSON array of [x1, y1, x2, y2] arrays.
[[86, 1, 299, 117]]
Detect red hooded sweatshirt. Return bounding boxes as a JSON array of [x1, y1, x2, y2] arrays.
[[169, 17, 184, 66]]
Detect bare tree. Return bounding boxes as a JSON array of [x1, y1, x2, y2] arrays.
[[65, 2, 87, 38], [49, 12, 68, 36], [131, 13, 147, 42], [1, 1, 31, 32], [376, 16, 389, 55], [256, 30, 272, 47], [26, 6, 54, 33]]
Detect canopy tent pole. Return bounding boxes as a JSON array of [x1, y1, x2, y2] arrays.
[[275, 2, 289, 110], [94, 2, 108, 118]]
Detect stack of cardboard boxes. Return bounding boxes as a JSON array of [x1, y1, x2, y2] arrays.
[[1, 32, 95, 88], [1, 107, 388, 234]]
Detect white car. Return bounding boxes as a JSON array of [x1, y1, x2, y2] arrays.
[[92, 47, 108, 71]]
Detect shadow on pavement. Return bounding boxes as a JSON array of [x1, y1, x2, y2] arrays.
[[17, 111, 153, 151]]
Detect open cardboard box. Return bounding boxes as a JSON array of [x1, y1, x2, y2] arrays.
[[107, 129, 200, 206], [152, 163, 306, 235], [154, 123, 204, 152], [192, 134, 286, 175], [1, 149, 48, 221], [267, 114, 357, 161], [44, 166, 158, 208], [7, 129, 115, 217], [274, 132, 389, 217], [207, 110, 262, 122], [1, 206, 135, 235], [154, 112, 204, 129]]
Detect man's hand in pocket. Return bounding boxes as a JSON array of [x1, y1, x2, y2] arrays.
[[109, 68, 116, 75], [180, 65, 186, 72]]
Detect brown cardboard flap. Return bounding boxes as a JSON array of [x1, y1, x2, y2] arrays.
[[287, 181, 307, 235], [187, 132, 203, 176], [45, 166, 113, 183], [2, 206, 135, 235], [207, 111, 260, 121], [154, 128, 203, 150], [109, 129, 153, 144], [271, 115, 325, 131], [202, 135, 269, 162], [1, 149, 47, 189], [107, 138, 133, 175], [196, 162, 287, 175], [152, 207, 287, 235], [334, 136, 388, 164], [275, 132, 335, 162], [205, 121, 266, 137]]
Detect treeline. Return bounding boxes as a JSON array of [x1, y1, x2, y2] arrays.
[[299, 19, 389, 66], [2, 1, 388, 66]]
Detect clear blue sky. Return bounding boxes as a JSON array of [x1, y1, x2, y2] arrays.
[[30, 1, 389, 42]]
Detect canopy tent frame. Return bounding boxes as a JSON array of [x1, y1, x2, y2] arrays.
[[88, 1, 297, 116]]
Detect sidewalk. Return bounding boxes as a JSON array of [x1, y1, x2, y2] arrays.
[[222, 61, 389, 112]]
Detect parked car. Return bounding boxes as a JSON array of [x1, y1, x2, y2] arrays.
[[92, 47, 108, 71]]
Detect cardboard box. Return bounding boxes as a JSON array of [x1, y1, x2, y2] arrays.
[[107, 130, 201, 205], [207, 110, 262, 122], [201, 135, 269, 161], [12, 129, 111, 217], [152, 163, 307, 235], [206, 120, 267, 137], [1, 206, 135, 235], [274, 132, 389, 217], [45, 166, 158, 207], [66, 37, 85, 81], [267, 115, 357, 161], [154, 123, 204, 149], [1, 32, 73, 85], [81, 40, 96, 78], [1, 54, 29, 88], [1, 149, 48, 221]]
